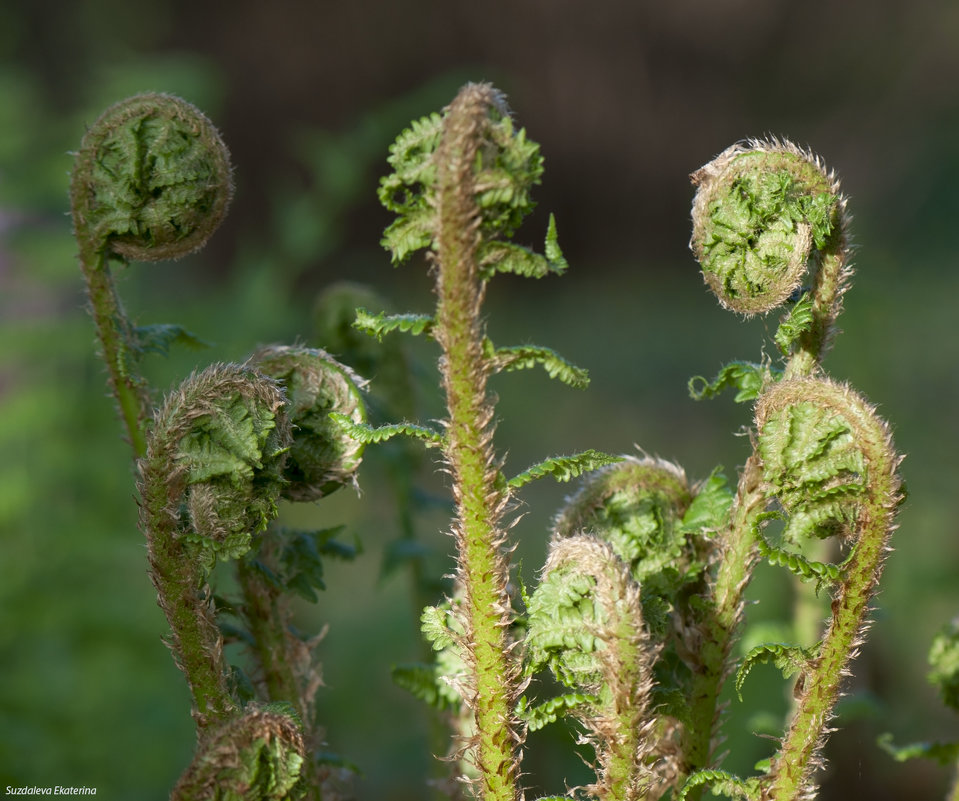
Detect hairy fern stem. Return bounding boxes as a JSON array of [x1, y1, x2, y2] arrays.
[[433, 84, 521, 801]]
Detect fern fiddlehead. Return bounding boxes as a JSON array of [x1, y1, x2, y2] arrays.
[[252, 344, 366, 501], [530, 535, 658, 801], [756, 377, 902, 799], [70, 93, 233, 262], [70, 93, 234, 457], [171, 703, 307, 801], [138, 363, 290, 728], [680, 139, 863, 801], [238, 346, 367, 801], [689, 138, 850, 376], [526, 456, 714, 799]]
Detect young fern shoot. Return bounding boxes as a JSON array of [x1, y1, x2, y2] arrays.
[[69, 85, 907, 801], [344, 82, 617, 801], [70, 94, 234, 457], [72, 94, 368, 800], [677, 140, 903, 799]]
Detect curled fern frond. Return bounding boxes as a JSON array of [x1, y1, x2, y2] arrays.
[[485, 340, 589, 389], [689, 361, 778, 404], [541, 456, 709, 796], [353, 307, 434, 341], [71, 93, 233, 262], [690, 138, 841, 316], [551, 455, 699, 640], [525, 542, 609, 688], [507, 450, 621, 490], [756, 378, 874, 546], [142, 363, 291, 572], [735, 642, 816, 702], [171, 704, 306, 801], [525, 535, 659, 801], [757, 376, 902, 798], [252, 345, 366, 501]]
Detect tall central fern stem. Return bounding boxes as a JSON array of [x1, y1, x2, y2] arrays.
[[433, 85, 520, 801]]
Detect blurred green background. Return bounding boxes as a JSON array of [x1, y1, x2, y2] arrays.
[[3, 1, 959, 798]]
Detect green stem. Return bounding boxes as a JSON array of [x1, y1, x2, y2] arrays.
[[139, 461, 235, 729], [789, 537, 833, 648], [762, 384, 899, 799], [433, 85, 519, 801], [681, 456, 765, 796], [237, 556, 311, 721], [78, 245, 149, 458], [783, 242, 849, 380], [237, 553, 323, 801]]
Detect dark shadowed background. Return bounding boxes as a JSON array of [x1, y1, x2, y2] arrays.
[[3, 1, 959, 799]]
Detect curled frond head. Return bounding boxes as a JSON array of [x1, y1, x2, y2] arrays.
[[171, 704, 306, 801], [690, 138, 843, 315], [526, 535, 661, 800], [252, 345, 366, 501], [554, 455, 692, 549], [527, 535, 646, 691], [142, 363, 290, 572], [71, 93, 233, 261], [552, 455, 696, 639], [755, 376, 901, 549]]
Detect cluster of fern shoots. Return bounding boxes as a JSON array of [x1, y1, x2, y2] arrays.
[[69, 81, 959, 801]]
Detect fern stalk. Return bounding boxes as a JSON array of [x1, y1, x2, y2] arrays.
[[759, 378, 902, 798], [236, 553, 324, 801], [680, 455, 765, 791], [680, 139, 852, 799], [77, 248, 151, 456], [432, 84, 521, 801], [139, 433, 237, 730]]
